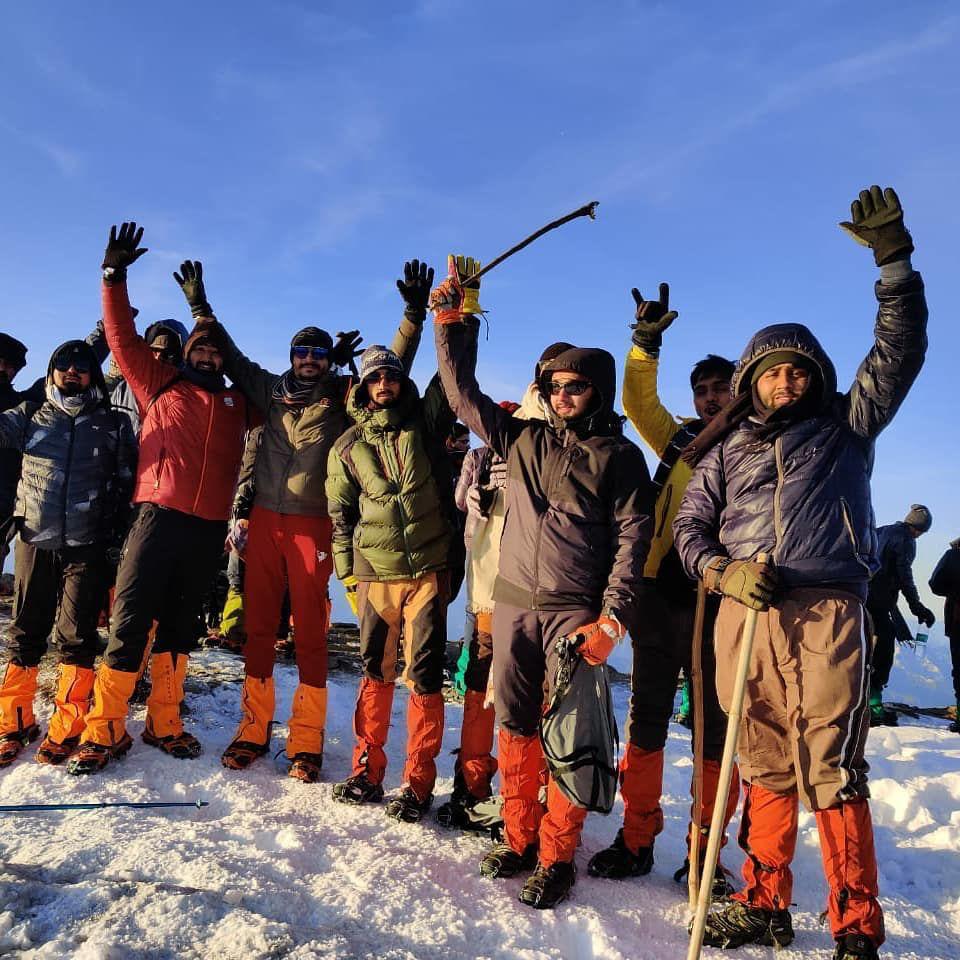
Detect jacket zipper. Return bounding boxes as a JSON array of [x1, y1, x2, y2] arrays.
[[382, 431, 413, 576], [191, 394, 216, 515], [840, 497, 872, 574], [61, 417, 76, 543], [532, 439, 569, 609], [154, 447, 166, 490], [773, 437, 785, 560]]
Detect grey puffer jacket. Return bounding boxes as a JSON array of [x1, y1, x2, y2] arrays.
[[436, 319, 652, 617], [674, 270, 927, 592], [0, 354, 137, 549]]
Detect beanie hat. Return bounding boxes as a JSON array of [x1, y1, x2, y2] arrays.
[[183, 319, 229, 359], [359, 345, 404, 382], [46, 340, 107, 396], [0, 333, 27, 372], [904, 504, 932, 533], [290, 326, 333, 362], [749, 349, 813, 386]]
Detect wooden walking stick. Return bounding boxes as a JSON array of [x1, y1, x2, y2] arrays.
[[458, 201, 599, 286], [687, 579, 708, 910], [686, 554, 769, 960]]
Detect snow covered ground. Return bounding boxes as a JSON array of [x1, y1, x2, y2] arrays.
[[1, 630, 958, 959]]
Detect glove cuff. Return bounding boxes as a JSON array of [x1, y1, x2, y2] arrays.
[[461, 289, 484, 315], [433, 309, 464, 326], [631, 330, 660, 356], [102, 266, 127, 285], [191, 302, 214, 320], [403, 306, 426, 326], [703, 556, 731, 592]]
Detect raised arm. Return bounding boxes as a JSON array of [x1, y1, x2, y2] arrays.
[[622, 283, 683, 457], [431, 257, 522, 460], [390, 259, 434, 372], [837, 187, 928, 439], [100, 223, 178, 409]]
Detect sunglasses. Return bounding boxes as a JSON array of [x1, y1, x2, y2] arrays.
[[547, 379, 591, 396], [364, 369, 402, 385], [292, 346, 329, 361], [53, 357, 91, 374]]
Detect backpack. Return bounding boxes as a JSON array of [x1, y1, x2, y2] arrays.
[[540, 634, 619, 814]]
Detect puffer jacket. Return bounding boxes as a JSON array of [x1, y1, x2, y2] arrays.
[[868, 522, 924, 613], [674, 270, 928, 590], [930, 541, 960, 638], [103, 281, 252, 522], [0, 365, 136, 550], [326, 374, 457, 582], [222, 317, 421, 518], [435, 319, 653, 617]]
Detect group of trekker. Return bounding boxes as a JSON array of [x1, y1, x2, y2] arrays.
[[0, 185, 952, 959]]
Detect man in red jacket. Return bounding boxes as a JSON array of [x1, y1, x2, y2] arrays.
[[70, 223, 254, 775]]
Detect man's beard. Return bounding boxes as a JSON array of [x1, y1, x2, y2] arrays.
[[60, 380, 84, 396], [193, 361, 218, 373], [0, 370, 9, 387]]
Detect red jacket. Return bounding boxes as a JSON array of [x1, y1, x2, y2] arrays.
[[102, 281, 251, 522]]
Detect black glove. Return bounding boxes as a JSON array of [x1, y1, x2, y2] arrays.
[[396, 259, 435, 322], [915, 605, 936, 629], [102, 222, 148, 282], [630, 282, 678, 357], [173, 260, 214, 319], [839, 185, 914, 266], [331, 330, 363, 368]]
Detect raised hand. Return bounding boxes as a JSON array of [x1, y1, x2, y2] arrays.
[[173, 260, 214, 319], [452, 255, 483, 315], [102, 222, 148, 278], [331, 330, 363, 368], [630, 282, 678, 357], [396, 259, 435, 319], [839, 185, 914, 266]]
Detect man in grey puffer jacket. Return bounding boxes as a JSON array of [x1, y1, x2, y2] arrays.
[[674, 186, 927, 960], [0, 339, 136, 768]]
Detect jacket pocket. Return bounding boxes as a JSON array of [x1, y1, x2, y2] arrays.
[[154, 447, 166, 490]]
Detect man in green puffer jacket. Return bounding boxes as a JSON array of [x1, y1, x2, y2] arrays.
[[327, 329, 458, 824]]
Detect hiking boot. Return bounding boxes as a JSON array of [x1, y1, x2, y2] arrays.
[[142, 728, 202, 759], [480, 842, 538, 879], [869, 703, 899, 727], [332, 773, 385, 805], [673, 856, 736, 900], [221, 740, 269, 770], [518, 861, 576, 909], [288, 752, 323, 784], [67, 734, 134, 776], [36, 735, 80, 765], [949, 703, 959, 733], [696, 901, 794, 949], [129, 676, 151, 705], [833, 932, 880, 959], [587, 829, 654, 879], [0, 725, 40, 768], [385, 786, 432, 823]]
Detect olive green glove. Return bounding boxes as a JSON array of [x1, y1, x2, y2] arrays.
[[173, 260, 214, 319], [704, 557, 779, 611], [630, 282, 678, 357], [839, 185, 914, 266]]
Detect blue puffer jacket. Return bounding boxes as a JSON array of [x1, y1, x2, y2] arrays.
[[674, 271, 927, 591]]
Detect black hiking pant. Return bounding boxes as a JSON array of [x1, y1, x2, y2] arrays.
[[7, 540, 107, 669], [951, 632, 960, 703], [106, 504, 226, 672], [867, 600, 912, 690], [626, 583, 726, 760]]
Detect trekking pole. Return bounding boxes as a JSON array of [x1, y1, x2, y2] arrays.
[[687, 580, 708, 911], [0, 800, 209, 813], [458, 201, 599, 286], [686, 554, 768, 960]]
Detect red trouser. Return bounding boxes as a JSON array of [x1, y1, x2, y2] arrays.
[[243, 506, 332, 687]]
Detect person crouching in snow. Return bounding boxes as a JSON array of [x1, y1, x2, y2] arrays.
[[327, 275, 462, 824], [69, 224, 254, 775], [673, 186, 928, 959], [0, 341, 135, 766], [433, 256, 652, 909]]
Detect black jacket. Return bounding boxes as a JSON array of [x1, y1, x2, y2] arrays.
[[868, 522, 924, 614], [675, 271, 928, 592]]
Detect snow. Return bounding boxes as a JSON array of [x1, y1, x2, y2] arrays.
[[1, 634, 958, 959]]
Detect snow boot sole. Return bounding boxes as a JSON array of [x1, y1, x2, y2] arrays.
[[36, 735, 80, 765], [587, 830, 654, 879], [143, 729, 202, 759], [385, 787, 432, 823], [0, 724, 40, 768], [288, 753, 323, 784], [480, 842, 538, 879], [518, 861, 576, 909], [67, 734, 134, 776], [332, 774, 385, 805], [221, 740, 269, 770]]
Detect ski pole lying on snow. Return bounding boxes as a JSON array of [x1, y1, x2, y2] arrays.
[[458, 201, 599, 286], [686, 554, 768, 960], [0, 799, 209, 813]]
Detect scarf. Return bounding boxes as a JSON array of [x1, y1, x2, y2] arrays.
[[271, 369, 318, 408], [46, 383, 103, 417], [181, 364, 226, 393]]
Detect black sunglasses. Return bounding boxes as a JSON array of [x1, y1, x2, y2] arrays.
[[547, 379, 591, 396], [53, 357, 91, 374], [364, 369, 402, 385], [292, 346, 329, 361]]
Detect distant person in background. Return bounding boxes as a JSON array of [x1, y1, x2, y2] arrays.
[[866, 505, 935, 727], [928, 538, 960, 733]]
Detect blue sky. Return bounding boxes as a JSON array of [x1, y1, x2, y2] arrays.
[[2, 2, 958, 623]]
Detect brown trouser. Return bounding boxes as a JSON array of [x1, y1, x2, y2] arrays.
[[714, 588, 871, 811]]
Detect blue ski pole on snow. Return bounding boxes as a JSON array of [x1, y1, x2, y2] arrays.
[[0, 799, 209, 813]]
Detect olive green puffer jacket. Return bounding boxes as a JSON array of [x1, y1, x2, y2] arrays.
[[326, 375, 456, 582]]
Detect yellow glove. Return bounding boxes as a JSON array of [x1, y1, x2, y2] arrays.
[[452, 255, 484, 316], [343, 574, 359, 618]]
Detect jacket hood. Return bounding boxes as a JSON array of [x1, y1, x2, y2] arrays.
[[731, 323, 837, 399], [516, 382, 548, 422], [145, 320, 186, 358], [0, 332, 28, 371], [46, 339, 108, 397], [539, 347, 618, 414]]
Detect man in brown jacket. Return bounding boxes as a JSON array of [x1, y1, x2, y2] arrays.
[[432, 257, 653, 909], [217, 260, 433, 782]]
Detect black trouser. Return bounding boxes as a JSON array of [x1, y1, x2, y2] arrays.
[[951, 633, 960, 703], [867, 601, 912, 690], [7, 540, 107, 669], [106, 504, 226, 672], [626, 584, 725, 761]]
